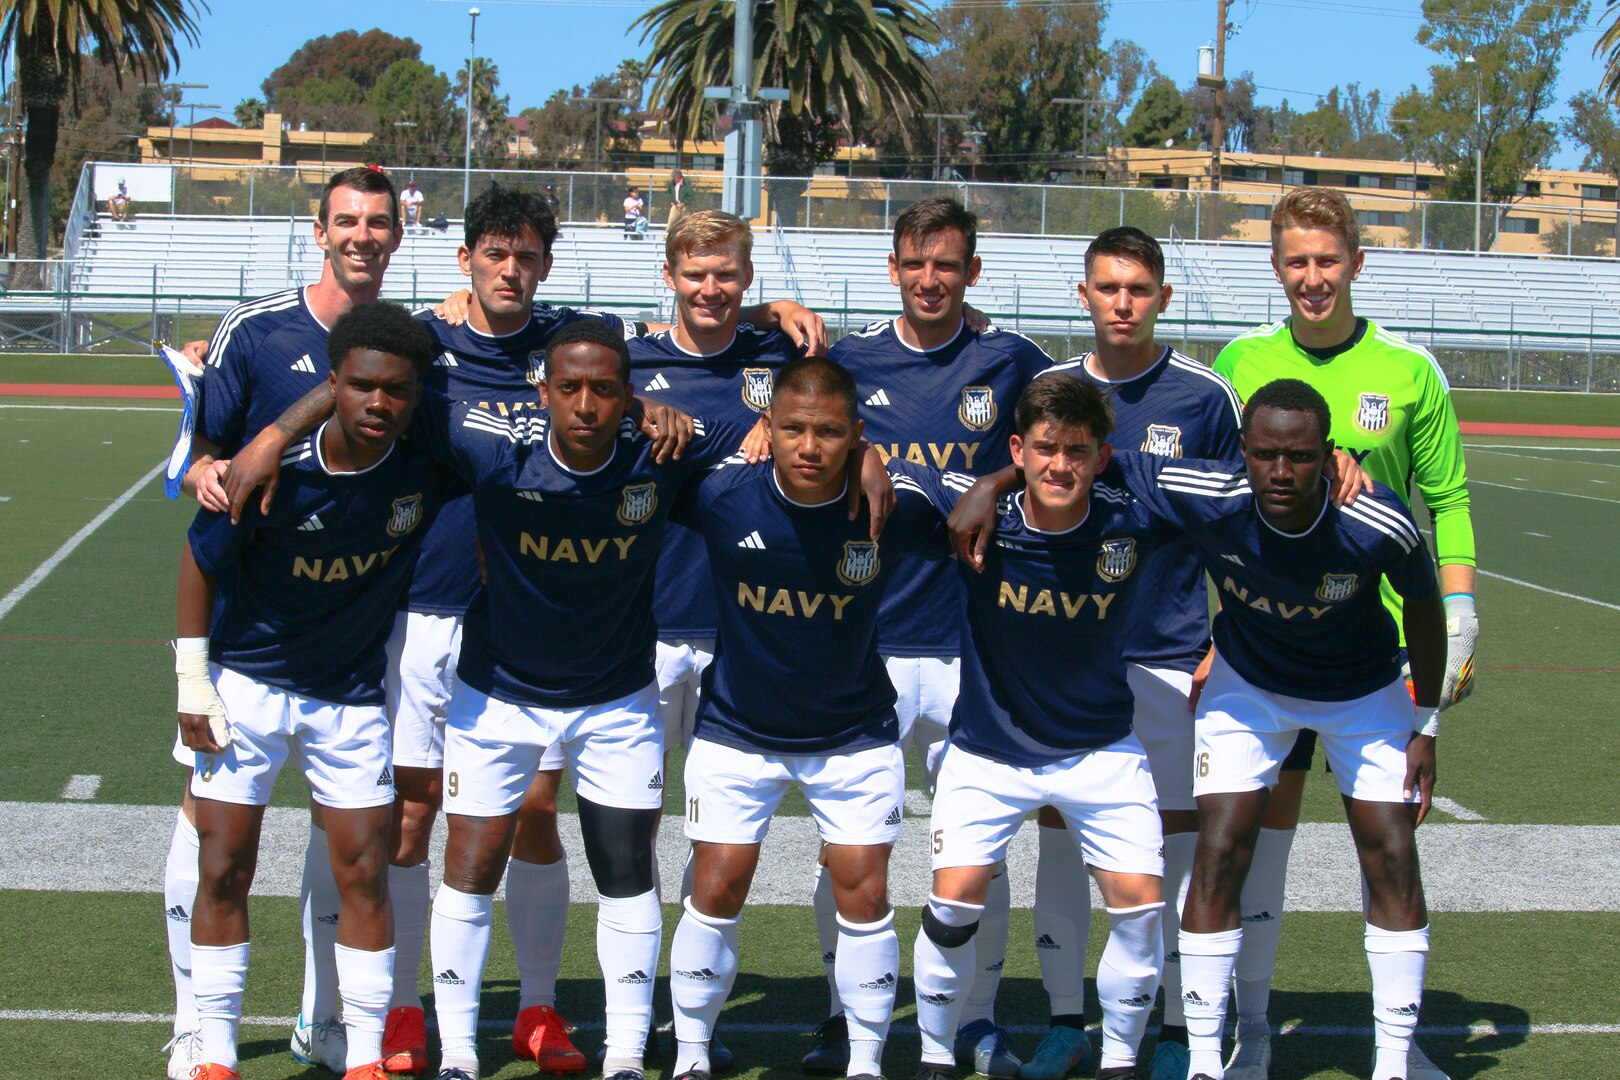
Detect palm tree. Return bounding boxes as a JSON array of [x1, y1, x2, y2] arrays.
[[1, 0, 201, 280], [633, 0, 939, 166], [1600, 1, 1620, 102]]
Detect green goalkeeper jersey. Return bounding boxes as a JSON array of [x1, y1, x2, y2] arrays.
[[1216, 318, 1474, 623]]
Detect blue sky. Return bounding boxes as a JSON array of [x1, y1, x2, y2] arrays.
[[168, 0, 1609, 169]]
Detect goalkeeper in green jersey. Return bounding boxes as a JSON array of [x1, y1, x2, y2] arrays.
[[1204, 187, 1474, 1080]]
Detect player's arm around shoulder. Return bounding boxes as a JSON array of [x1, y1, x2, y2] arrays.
[[880, 458, 958, 558]]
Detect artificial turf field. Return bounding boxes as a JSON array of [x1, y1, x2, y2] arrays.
[[0, 374, 1617, 1078]]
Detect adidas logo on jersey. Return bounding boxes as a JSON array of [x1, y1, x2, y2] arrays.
[[377, 766, 393, 788], [883, 805, 902, 826], [675, 967, 720, 981], [1034, 933, 1059, 950], [296, 515, 324, 532], [290, 354, 318, 374], [737, 531, 766, 549], [165, 904, 190, 924], [860, 971, 896, 990], [1220, 553, 1245, 566], [517, 490, 544, 502], [644, 373, 671, 392], [1242, 910, 1275, 923], [617, 969, 651, 984], [434, 969, 465, 986], [918, 990, 953, 1007], [648, 771, 664, 790], [435, 351, 459, 367], [1119, 993, 1153, 1008], [864, 389, 892, 406]]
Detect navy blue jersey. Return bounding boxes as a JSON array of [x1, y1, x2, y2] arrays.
[[1043, 348, 1243, 671], [830, 318, 1053, 656], [188, 427, 452, 705], [629, 324, 802, 638], [914, 455, 1179, 766], [405, 389, 746, 708], [198, 288, 333, 455], [1140, 461, 1439, 701], [672, 457, 945, 755], [408, 306, 633, 616]]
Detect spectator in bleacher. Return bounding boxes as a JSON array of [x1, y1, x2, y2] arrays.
[[108, 179, 131, 222], [624, 185, 646, 239], [543, 184, 561, 221], [401, 178, 425, 228], [666, 169, 687, 227]]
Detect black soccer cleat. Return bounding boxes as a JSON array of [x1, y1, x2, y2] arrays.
[[673, 1070, 711, 1080], [803, 1013, 851, 1075], [913, 1065, 957, 1080]]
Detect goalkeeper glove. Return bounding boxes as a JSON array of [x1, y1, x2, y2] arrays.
[[1440, 592, 1479, 710]]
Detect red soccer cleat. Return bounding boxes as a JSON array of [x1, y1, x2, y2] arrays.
[[381, 1006, 428, 1075], [513, 1005, 589, 1074]]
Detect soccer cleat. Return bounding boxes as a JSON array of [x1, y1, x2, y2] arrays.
[[1224, 1030, 1271, 1080], [188, 1066, 242, 1080], [803, 1013, 851, 1075], [512, 1005, 588, 1073], [1017, 1025, 1092, 1080], [673, 1070, 713, 1080], [433, 1070, 479, 1080], [604, 1070, 647, 1080], [292, 1012, 349, 1072], [954, 1019, 1021, 1079], [1145, 1040, 1190, 1080], [1096, 1067, 1145, 1080], [913, 1065, 957, 1080], [382, 1005, 428, 1075], [1407, 1041, 1451, 1080], [164, 1030, 204, 1080], [848, 1074, 885, 1080], [343, 1064, 394, 1080], [710, 1030, 735, 1072]]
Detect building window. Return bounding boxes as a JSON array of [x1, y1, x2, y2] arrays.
[[1282, 168, 1306, 186], [1582, 184, 1616, 201], [1240, 202, 1272, 220], [1356, 209, 1409, 229], [1501, 216, 1540, 234], [1359, 173, 1383, 188], [1515, 180, 1542, 196]]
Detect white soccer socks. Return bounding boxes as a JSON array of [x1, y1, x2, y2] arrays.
[[430, 883, 495, 1073], [1033, 825, 1092, 1020], [164, 809, 200, 1036], [812, 860, 845, 1018], [836, 910, 900, 1075], [959, 864, 1010, 1028], [1159, 830, 1197, 1029], [1178, 927, 1242, 1078], [300, 824, 342, 1024], [192, 940, 250, 1069], [671, 898, 742, 1073], [1233, 826, 1295, 1036], [1096, 903, 1164, 1071], [1366, 923, 1430, 1080], [507, 854, 571, 1011], [335, 943, 395, 1068], [597, 888, 663, 1071], [388, 859, 431, 1011], [913, 894, 985, 1063]]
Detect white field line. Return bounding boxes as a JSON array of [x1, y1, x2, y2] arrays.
[[58, 775, 101, 801], [1465, 443, 1620, 453], [1478, 569, 1620, 613], [0, 459, 166, 623], [1466, 446, 1620, 468], [1433, 796, 1486, 822], [1, 1008, 1617, 1038], [0, 403, 173, 412], [1470, 478, 1620, 505]]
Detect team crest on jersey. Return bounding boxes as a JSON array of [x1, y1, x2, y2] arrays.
[[386, 494, 424, 537], [1096, 538, 1139, 583], [1141, 424, 1183, 457], [836, 540, 881, 586], [526, 350, 546, 388], [958, 386, 997, 432], [1315, 573, 1360, 603], [616, 482, 659, 526], [1355, 392, 1391, 433], [741, 368, 774, 412]]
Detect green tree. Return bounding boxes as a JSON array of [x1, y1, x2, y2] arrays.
[[1124, 76, 1191, 148], [1, 0, 199, 275], [1390, 0, 1588, 249], [635, 0, 939, 172], [275, 76, 368, 132], [233, 98, 265, 129], [1594, 0, 1620, 101], [455, 57, 512, 168], [263, 30, 421, 106], [1560, 89, 1620, 252], [368, 59, 458, 168]]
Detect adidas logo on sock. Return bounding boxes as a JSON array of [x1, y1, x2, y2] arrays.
[[985, 959, 1004, 973], [883, 805, 901, 826], [860, 971, 896, 990], [648, 771, 664, 789], [1182, 990, 1208, 1006], [317, 912, 339, 926], [1166, 949, 1181, 963], [618, 970, 651, 984], [435, 969, 465, 986], [676, 967, 720, 981], [166, 904, 190, 923], [737, 530, 766, 549], [1242, 910, 1275, 923], [918, 991, 953, 1007], [821, 951, 836, 964], [377, 766, 394, 788], [290, 354, 318, 374], [864, 389, 891, 406], [1035, 934, 1059, 950], [1119, 993, 1153, 1008], [296, 515, 324, 532], [1385, 1001, 1422, 1018], [644, 373, 671, 392]]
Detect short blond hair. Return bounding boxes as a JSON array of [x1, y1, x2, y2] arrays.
[[1271, 187, 1360, 255], [665, 209, 753, 266]]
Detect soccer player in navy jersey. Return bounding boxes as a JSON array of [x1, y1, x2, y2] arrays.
[[665, 357, 940, 1080], [177, 302, 451, 1080], [162, 166, 404, 1079], [1155, 380, 1445, 1080], [806, 198, 1054, 1077]]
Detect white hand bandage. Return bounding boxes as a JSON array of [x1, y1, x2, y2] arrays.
[[1440, 593, 1479, 711], [1413, 705, 1440, 739], [175, 639, 231, 747]]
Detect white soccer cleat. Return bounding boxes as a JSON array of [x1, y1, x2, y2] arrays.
[[162, 1029, 203, 1080], [1406, 1040, 1451, 1080], [1224, 1030, 1271, 1080], [291, 1013, 349, 1072]]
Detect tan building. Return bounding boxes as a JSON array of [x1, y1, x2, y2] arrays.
[[139, 112, 373, 178]]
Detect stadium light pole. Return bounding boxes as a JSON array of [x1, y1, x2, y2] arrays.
[[569, 96, 640, 172], [922, 113, 970, 182], [1051, 98, 1118, 185], [1389, 117, 1419, 209], [1464, 53, 1483, 252], [464, 7, 480, 211], [395, 120, 418, 169]]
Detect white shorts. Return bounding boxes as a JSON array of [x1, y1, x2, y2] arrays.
[[930, 739, 1164, 877], [656, 637, 715, 751], [442, 679, 664, 817], [683, 737, 905, 847], [385, 610, 461, 769], [189, 665, 394, 810], [1194, 652, 1418, 805], [884, 654, 958, 785], [1129, 663, 1197, 813]]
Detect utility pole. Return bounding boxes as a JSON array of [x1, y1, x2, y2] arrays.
[[463, 8, 480, 210], [569, 96, 637, 172], [1197, 0, 1230, 192], [922, 113, 970, 181], [703, 0, 788, 220], [1051, 98, 1117, 184]]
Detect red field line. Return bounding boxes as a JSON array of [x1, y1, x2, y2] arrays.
[[1460, 421, 1620, 439], [0, 383, 177, 399]]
